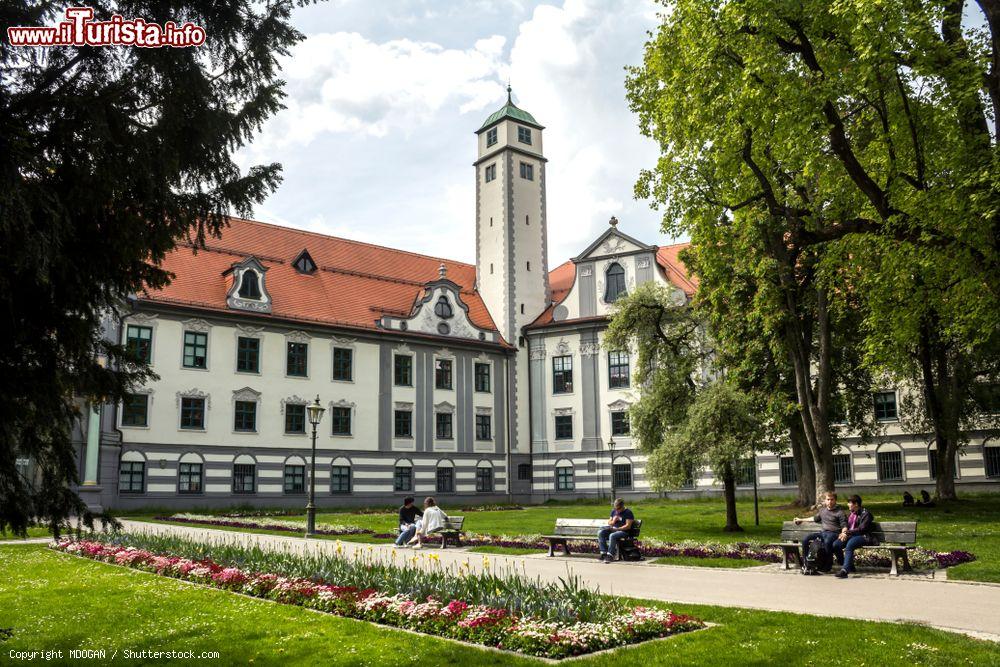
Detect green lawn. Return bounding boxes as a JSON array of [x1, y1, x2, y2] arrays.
[[0, 526, 54, 541], [2, 545, 997, 666], [126, 493, 1000, 582]]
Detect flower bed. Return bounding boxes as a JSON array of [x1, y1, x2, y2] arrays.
[[156, 513, 372, 536], [51, 537, 704, 659]]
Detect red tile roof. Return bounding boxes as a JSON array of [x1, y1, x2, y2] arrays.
[[141, 217, 503, 342], [528, 241, 696, 329]]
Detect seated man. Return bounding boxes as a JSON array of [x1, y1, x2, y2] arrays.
[[394, 496, 422, 547], [833, 494, 877, 579], [598, 498, 635, 563], [793, 491, 846, 570]]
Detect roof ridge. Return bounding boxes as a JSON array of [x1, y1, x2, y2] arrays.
[[225, 215, 476, 269]]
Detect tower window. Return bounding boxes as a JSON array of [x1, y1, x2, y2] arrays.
[[520, 303, 524, 314], [605, 263, 627, 302], [238, 270, 262, 299], [526, 215, 529, 225], [527, 261, 531, 271], [517, 126, 532, 145], [519, 161, 534, 181], [490, 216, 493, 227], [485, 163, 496, 183], [486, 127, 497, 147], [490, 263, 494, 274]]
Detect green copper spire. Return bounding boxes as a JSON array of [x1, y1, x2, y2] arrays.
[[478, 85, 540, 131]]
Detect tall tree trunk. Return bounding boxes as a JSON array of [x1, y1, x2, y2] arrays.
[[918, 315, 961, 501], [722, 464, 743, 532], [789, 417, 816, 507]]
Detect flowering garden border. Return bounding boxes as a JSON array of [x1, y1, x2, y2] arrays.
[[51, 539, 706, 659]]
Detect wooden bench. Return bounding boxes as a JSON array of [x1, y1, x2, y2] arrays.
[[433, 516, 465, 549], [770, 521, 917, 576], [542, 518, 642, 558]]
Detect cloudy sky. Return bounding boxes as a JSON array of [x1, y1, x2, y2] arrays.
[[235, 0, 677, 268]]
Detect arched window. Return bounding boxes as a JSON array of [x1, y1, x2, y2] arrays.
[[434, 296, 453, 319], [876, 443, 905, 482], [612, 456, 633, 490], [985, 440, 1000, 478], [119, 450, 145, 495], [331, 456, 352, 494], [233, 454, 256, 494], [928, 442, 959, 481], [604, 263, 626, 302], [436, 460, 455, 493], [238, 270, 262, 299], [394, 459, 413, 492], [476, 460, 494, 493], [555, 460, 574, 491]]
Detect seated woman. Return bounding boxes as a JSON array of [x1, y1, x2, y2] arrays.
[[406, 496, 448, 549]]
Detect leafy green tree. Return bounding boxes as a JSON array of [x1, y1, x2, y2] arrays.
[[626, 0, 999, 501], [650, 382, 765, 532], [0, 1, 303, 536]]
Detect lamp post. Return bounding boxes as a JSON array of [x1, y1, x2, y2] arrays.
[[305, 395, 325, 538], [608, 437, 616, 500]]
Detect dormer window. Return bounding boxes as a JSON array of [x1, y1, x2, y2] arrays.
[[434, 296, 453, 319], [238, 270, 262, 299], [486, 127, 497, 147], [605, 263, 626, 302], [517, 126, 532, 145], [293, 249, 316, 274]]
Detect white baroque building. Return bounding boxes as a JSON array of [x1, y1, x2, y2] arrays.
[[70, 93, 1000, 510]]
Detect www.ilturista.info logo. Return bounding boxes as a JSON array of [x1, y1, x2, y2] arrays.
[[7, 7, 206, 47]]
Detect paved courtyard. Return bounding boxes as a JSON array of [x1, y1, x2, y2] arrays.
[[111, 520, 1000, 641]]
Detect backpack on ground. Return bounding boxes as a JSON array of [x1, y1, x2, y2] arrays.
[[802, 538, 832, 575], [619, 540, 644, 561]]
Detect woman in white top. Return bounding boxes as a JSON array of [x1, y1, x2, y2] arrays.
[[407, 496, 448, 549]]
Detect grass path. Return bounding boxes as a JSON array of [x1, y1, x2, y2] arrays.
[[2, 544, 998, 665]]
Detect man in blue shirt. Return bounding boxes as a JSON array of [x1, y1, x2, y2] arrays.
[[598, 498, 635, 563]]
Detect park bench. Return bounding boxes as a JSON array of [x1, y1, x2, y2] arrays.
[[770, 521, 917, 576], [541, 518, 642, 558], [434, 516, 465, 549]]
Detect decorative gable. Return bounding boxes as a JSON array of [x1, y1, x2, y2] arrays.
[[225, 257, 272, 314], [572, 218, 655, 263]]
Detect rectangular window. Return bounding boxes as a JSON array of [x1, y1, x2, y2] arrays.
[[394, 355, 413, 386], [486, 127, 497, 147], [518, 463, 532, 481], [476, 467, 493, 492], [284, 465, 305, 494], [182, 331, 207, 369], [233, 400, 257, 432], [517, 126, 532, 144], [394, 410, 413, 438], [233, 464, 256, 494], [552, 355, 573, 393], [475, 414, 492, 440], [330, 407, 351, 436], [735, 458, 756, 487], [608, 351, 630, 388], [877, 450, 904, 481], [613, 463, 633, 490], [610, 411, 629, 436], [985, 446, 1000, 478], [284, 403, 306, 434], [122, 394, 148, 427], [436, 413, 453, 440], [779, 456, 797, 486], [519, 161, 534, 180], [180, 397, 205, 430], [833, 454, 852, 484], [556, 466, 574, 491], [178, 463, 203, 494], [484, 163, 496, 182], [474, 363, 491, 392], [435, 359, 453, 390], [332, 347, 353, 381], [236, 336, 259, 373], [874, 391, 898, 421], [286, 342, 308, 377], [394, 466, 413, 492], [587, 459, 597, 473], [436, 467, 454, 493], [554, 415, 573, 440], [330, 466, 351, 493], [126, 325, 152, 363], [119, 461, 144, 494]]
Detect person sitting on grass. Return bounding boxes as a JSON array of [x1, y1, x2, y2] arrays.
[[832, 494, 878, 579], [394, 496, 422, 547], [793, 491, 847, 570], [406, 496, 448, 549], [598, 498, 635, 563]]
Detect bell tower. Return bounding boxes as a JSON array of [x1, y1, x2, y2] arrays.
[[475, 87, 549, 456]]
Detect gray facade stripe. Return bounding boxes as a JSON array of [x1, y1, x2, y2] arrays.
[[539, 161, 550, 301], [529, 346, 547, 450], [493, 357, 506, 456], [636, 251, 654, 285], [580, 330, 601, 452], [423, 351, 433, 451], [579, 262, 595, 317], [379, 343, 392, 451]]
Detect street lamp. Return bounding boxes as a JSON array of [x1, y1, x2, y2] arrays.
[[608, 437, 616, 500], [305, 395, 325, 538]]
